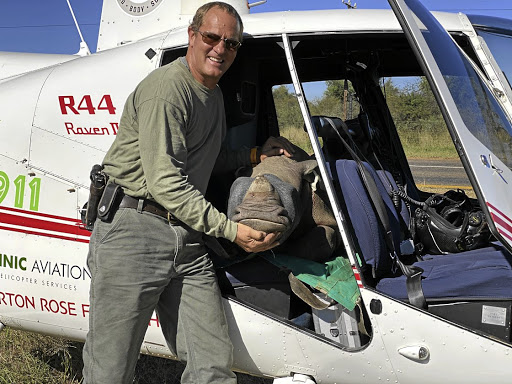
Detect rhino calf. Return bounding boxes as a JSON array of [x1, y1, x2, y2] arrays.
[[228, 148, 340, 262]]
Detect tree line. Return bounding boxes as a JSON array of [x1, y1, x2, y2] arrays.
[[273, 77, 445, 133], [273, 77, 453, 158]]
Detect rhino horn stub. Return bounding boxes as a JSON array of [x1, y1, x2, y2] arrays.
[[243, 176, 282, 204], [248, 175, 273, 192]]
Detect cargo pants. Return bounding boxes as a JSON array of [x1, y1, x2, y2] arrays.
[[82, 207, 237, 384]]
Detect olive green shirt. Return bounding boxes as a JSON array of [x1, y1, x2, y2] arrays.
[[103, 58, 248, 241]]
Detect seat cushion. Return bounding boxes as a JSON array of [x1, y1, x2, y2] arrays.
[[376, 245, 512, 300]]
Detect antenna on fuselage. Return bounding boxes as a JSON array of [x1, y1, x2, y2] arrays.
[[66, 0, 91, 56], [341, 0, 357, 9], [248, 1, 267, 8]]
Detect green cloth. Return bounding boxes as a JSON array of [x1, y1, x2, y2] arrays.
[[263, 253, 360, 311]]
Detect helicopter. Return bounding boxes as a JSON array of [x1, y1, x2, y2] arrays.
[[1, 0, 512, 382]]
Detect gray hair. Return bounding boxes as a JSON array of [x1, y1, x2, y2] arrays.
[[190, 2, 244, 41]]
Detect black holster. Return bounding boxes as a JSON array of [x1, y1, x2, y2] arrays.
[[97, 182, 123, 223], [83, 164, 107, 231]]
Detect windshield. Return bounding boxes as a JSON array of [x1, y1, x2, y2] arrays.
[[407, 2, 512, 169], [475, 30, 512, 89]]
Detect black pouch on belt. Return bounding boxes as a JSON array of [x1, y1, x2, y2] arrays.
[[82, 164, 107, 231], [97, 182, 123, 223]]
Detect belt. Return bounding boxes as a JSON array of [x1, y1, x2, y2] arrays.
[[119, 194, 180, 224]]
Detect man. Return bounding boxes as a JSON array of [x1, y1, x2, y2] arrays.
[[82, 2, 294, 383]]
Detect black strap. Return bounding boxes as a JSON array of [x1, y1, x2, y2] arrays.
[[323, 117, 427, 309]]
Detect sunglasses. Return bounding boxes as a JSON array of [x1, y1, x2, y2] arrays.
[[194, 29, 242, 52]]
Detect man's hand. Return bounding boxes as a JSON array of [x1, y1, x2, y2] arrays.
[[234, 223, 280, 253], [258, 136, 296, 162]]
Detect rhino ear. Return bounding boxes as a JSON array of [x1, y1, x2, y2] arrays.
[[300, 159, 319, 177]]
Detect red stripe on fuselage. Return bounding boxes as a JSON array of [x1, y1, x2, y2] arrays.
[[0, 206, 90, 242]]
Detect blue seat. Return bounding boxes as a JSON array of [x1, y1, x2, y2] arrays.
[[378, 244, 512, 300], [332, 159, 403, 278], [332, 159, 512, 302]]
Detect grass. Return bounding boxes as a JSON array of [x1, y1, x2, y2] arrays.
[[0, 328, 82, 384], [397, 127, 458, 159], [280, 124, 459, 160], [279, 125, 318, 155], [0, 328, 272, 384]]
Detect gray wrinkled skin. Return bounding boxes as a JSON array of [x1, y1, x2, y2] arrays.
[[228, 147, 340, 262]]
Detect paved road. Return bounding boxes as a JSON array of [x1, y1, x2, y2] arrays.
[[408, 158, 473, 193]]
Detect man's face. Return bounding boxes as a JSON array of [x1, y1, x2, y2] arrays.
[[186, 7, 240, 89]]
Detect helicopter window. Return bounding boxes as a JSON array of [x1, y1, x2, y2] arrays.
[[272, 79, 362, 158], [382, 75, 475, 197], [160, 47, 187, 67], [475, 29, 512, 89], [272, 84, 313, 153], [411, 0, 512, 169]]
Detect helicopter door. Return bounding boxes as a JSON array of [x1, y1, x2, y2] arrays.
[[389, 0, 512, 252]]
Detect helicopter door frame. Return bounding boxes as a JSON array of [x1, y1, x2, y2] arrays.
[[279, 33, 360, 273], [388, 0, 512, 252]]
